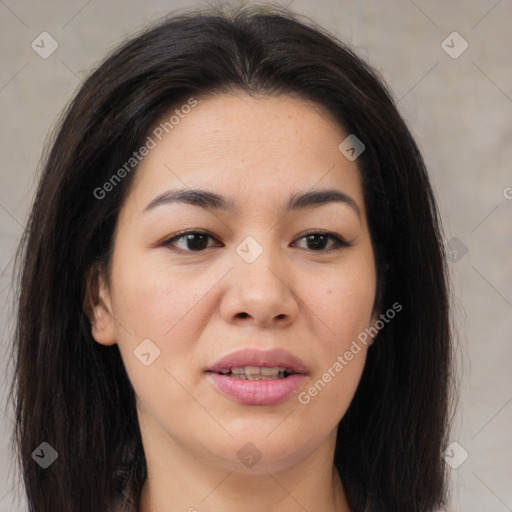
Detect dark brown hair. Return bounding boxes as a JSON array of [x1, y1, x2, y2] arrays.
[[9, 3, 455, 511]]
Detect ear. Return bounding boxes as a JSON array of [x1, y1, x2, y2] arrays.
[[83, 262, 117, 346], [367, 305, 382, 347], [369, 290, 382, 329]]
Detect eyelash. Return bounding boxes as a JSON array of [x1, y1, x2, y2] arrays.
[[162, 230, 351, 254]]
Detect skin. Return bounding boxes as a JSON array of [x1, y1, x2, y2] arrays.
[[87, 92, 378, 512]]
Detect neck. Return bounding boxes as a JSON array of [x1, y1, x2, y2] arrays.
[[137, 425, 351, 512]]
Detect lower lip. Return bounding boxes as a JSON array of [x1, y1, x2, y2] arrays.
[[206, 372, 306, 406]]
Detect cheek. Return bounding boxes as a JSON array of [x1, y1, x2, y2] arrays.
[[109, 255, 211, 422], [110, 247, 210, 340], [108, 250, 221, 404], [307, 254, 376, 348], [296, 251, 375, 421]]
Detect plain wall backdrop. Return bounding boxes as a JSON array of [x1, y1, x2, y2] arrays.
[[1, 1, 511, 510]]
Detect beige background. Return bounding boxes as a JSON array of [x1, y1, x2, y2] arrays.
[[1, 1, 511, 511]]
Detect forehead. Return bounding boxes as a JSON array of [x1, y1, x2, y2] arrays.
[[126, 92, 365, 217]]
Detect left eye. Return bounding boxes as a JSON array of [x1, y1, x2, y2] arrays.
[[163, 231, 349, 253], [292, 232, 349, 251]]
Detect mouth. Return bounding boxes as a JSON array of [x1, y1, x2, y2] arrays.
[[210, 366, 298, 380], [206, 347, 308, 376], [205, 348, 308, 405]]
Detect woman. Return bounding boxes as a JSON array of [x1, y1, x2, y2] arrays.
[[10, 4, 455, 511]]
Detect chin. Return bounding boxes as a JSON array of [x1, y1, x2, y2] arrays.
[[202, 430, 313, 474]]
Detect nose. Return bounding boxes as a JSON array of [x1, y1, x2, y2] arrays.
[[219, 244, 299, 329]]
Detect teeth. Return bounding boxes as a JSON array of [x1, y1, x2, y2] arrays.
[[219, 366, 291, 380], [244, 366, 261, 376], [260, 367, 281, 376]]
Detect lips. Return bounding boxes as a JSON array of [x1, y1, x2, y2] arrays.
[[206, 348, 308, 375], [205, 348, 308, 406]]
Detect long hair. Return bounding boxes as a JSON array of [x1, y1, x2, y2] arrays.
[[9, 3, 455, 511]]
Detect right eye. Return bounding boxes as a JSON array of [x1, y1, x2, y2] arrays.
[[162, 230, 223, 253]]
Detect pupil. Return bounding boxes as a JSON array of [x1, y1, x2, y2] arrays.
[[307, 234, 327, 250], [187, 233, 208, 250]]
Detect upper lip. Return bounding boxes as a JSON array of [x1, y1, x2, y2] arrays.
[[206, 348, 308, 375]]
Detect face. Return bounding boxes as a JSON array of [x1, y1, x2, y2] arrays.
[[88, 92, 378, 474]]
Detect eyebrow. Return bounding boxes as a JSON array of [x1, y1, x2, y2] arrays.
[[143, 188, 361, 218]]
